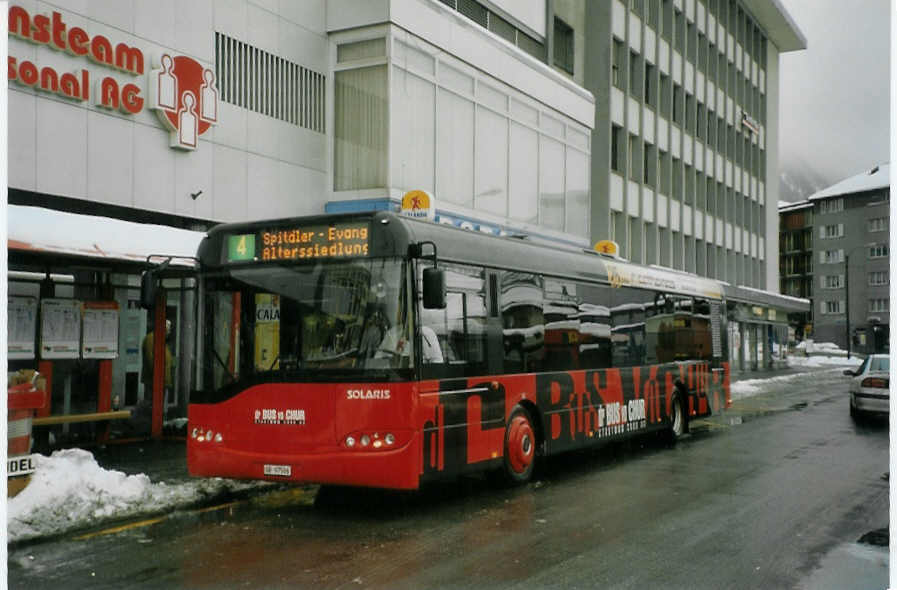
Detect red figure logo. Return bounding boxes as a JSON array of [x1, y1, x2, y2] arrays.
[[149, 53, 218, 150]]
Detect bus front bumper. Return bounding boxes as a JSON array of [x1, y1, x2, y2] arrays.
[[187, 436, 422, 490]]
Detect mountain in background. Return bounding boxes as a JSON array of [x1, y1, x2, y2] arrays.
[[778, 157, 832, 203]]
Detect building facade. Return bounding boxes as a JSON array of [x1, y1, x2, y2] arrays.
[[778, 199, 812, 338], [807, 165, 890, 353], [7, 0, 807, 443], [583, 0, 804, 291]]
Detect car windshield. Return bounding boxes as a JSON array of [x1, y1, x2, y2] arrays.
[[868, 356, 889, 372], [198, 257, 414, 393]]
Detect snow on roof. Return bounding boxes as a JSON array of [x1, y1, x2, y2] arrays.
[[808, 163, 890, 201], [8, 205, 206, 267], [778, 199, 812, 212]]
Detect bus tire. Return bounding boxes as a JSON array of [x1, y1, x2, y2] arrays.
[[502, 406, 537, 485], [667, 393, 686, 442]]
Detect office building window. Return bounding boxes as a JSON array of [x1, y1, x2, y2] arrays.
[[629, 135, 642, 181], [820, 249, 844, 264], [869, 244, 889, 259], [334, 65, 387, 190], [644, 144, 656, 187], [554, 17, 575, 75], [868, 271, 889, 286], [672, 84, 683, 125], [820, 275, 843, 289], [645, 63, 655, 107], [820, 300, 844, 315], [613, 40, 624, 88], [819, 224, 844, 239], [630, 52, 642, 98], [869, 298, 889, 313], [819, 198, 843, 214], [611, 125, 624, 172]]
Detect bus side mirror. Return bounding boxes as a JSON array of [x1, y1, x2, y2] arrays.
[[140, 270, 157, 309], [423, 268, 446, 309]]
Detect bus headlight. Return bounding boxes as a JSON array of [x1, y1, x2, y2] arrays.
[[385, 433, 395, 445], [360, 435, 371, 447], [345, 436, 356, 448], [191, 427, 200, 439]]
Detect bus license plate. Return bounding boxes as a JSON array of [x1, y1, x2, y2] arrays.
[[263, 464, 291, 477]]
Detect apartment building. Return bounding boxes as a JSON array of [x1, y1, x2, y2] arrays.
[[808, 164, 890, 353], [778, 199, 812, 337]]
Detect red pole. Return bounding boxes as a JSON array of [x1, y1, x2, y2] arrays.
[[97, 360, 113, 442], [152, 293, 166, 438], [36, 361, 53, 417]]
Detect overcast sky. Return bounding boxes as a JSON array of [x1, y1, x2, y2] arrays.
[[777, 0, 890, 186]]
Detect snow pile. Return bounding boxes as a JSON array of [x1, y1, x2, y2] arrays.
[[731, 373, 807, 400], [730, 355, 861, 400], [788, 355, 863, 368], [8, 449, 270, 543], [794, 340, 849, 356]]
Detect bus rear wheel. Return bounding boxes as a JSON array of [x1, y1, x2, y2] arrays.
[[502, 406, 536, 484], [667, 394, 686, 442]]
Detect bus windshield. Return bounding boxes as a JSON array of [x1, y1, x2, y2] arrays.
[[199, 257, 414, 393]]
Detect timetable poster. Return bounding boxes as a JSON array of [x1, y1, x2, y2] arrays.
[[8, 296, 38, 359], [82, 301, 120, 359], [40, 298, 82, 359]]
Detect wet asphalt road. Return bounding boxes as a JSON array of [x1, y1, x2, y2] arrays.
[[8, 367, 889, 589]]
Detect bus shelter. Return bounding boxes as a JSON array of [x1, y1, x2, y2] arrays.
[[722, 285, 810, 374], [7, 205, 204, 449]]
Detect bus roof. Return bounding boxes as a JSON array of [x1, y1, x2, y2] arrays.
[[201, 211, 725, 300], [397, 214, 724, 300]]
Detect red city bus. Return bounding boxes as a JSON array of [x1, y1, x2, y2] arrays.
[[164, 211, 730, 490]]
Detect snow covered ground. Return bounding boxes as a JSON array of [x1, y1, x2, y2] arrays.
[[5, 353, 869, 544], [8, 449, 272, 544], [730, 355, 861, 400]]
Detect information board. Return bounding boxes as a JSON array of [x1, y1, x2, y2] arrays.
[[82, 301, 120, 359], [40, 298, 81, 359], [8, 296, 38, 360]]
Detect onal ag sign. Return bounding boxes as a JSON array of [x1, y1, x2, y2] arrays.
[[8, 4, 219, 151]]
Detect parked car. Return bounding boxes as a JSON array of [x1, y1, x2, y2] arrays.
[[844, 354, 890, 419]]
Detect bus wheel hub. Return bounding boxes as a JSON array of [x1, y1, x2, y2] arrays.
[[508, 415, 535, 474]]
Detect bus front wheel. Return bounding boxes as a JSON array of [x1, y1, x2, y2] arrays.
[[502, 406, 536, 484]]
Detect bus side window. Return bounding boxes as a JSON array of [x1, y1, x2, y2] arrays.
[[419, 264, 487, 379], [500, 272, 544, 374], [543, 280, 580, 371], [577, 283, 612, 370], [610, 287, 650, 367], [692, 298, 712, 361]]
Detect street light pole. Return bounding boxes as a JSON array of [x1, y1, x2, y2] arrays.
[[843, 243, 875, 360], [845, 252, 850, 359]]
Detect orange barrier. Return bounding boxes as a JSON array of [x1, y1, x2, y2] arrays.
[[8, 381, 48, 497]]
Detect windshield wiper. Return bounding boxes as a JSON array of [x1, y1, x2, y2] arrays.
[[212, 349, 237, 384]]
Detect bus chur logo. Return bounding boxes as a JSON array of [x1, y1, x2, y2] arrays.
[[254, 408, 306, 425]]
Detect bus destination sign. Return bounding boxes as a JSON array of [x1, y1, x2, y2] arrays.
[[226, 222, 370, 263]]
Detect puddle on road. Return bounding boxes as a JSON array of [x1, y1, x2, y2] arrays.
[[250, 486, 318, 509]]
